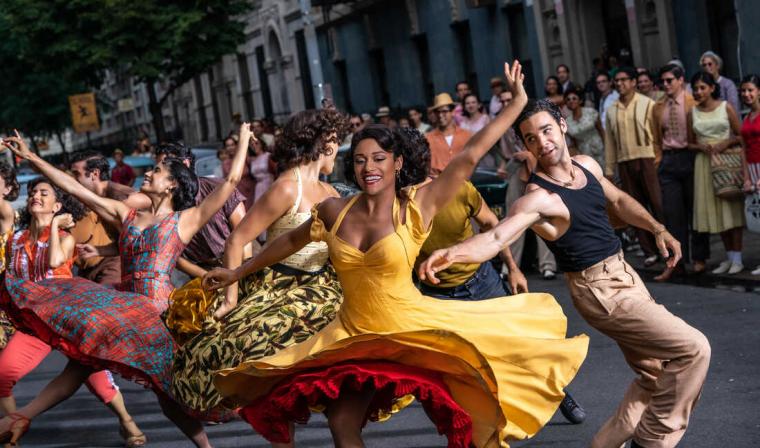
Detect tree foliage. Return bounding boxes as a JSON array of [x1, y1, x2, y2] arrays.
[[0, 0, 251, 141]]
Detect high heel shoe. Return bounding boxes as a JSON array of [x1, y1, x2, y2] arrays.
[[0, 413, 30, 445], [119, 419, 147, 448]]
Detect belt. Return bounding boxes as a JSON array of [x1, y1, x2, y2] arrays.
[[663, 146, 689, 152], [270, 263, 326, 276]]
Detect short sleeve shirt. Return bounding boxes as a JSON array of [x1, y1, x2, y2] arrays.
[[416, 182, 484, 288]]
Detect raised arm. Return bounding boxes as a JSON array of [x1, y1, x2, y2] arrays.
[[418, 189, 546, 284], [1, 132, 130, 227], [176, 123, 251, 244], [212, 181, 297, 318], [203, 219, 312, 291], [416, 61, 528, 224]]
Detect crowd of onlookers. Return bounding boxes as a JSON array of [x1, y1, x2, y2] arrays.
[[342, 50, 760, 280], [122, 49, 760, 282]]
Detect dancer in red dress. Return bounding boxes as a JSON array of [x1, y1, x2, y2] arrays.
[[0, 125, 252, 447]]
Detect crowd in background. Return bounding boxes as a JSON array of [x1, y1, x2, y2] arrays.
[[112, 48, 760, 282]]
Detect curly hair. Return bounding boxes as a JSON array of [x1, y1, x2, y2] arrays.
[[344, 124, 430, 192], [272, 109, 350, 173], [162, 157, 198, 211], [0, 161, 20, 201], [18, 177, 88, 229], [514, 99, 564, 143], [691, 71, 721, 99], [70, 151, 111, 181], [156, 142, 196, 171]]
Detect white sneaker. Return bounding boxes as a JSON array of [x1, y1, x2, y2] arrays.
[[542, 270, 556, 280], [752, 265, 760, 276], [727, 262, 744, 275], [711, 260, 732, 274]]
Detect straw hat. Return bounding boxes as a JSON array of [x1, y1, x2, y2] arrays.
[[431, 93, 455, 111], [375, 106, 391, 117]]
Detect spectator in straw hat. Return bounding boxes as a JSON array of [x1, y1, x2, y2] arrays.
[[425, 93, 472, 175], [488, 77, 506, 118], [376, 106, 392, 127]]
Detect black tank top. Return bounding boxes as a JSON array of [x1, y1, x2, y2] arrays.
[[527, 161, 621, 272]]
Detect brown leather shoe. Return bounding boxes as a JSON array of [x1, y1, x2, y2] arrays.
[[654, 265, 684, 282], [692, 260, 706, 274]]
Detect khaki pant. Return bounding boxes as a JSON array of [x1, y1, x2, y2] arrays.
[[566, 252, 710, 448]]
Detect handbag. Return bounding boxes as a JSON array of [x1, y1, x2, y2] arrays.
[[746, 192, 760, 234], [710, 145, 744, 199]]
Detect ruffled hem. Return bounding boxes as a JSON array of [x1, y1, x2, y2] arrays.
[[1, 294, 164, 393], [239, 361, 473, 448]]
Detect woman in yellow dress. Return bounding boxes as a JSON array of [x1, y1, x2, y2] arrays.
[[204, 61, 589, 447]]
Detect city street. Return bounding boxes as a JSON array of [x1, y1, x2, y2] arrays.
[[12, 272, 759, 447]]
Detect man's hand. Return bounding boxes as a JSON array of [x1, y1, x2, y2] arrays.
[[655, 228, 682, 268], [507, 266, 529, 294], [417, 249, 456, 284], [76, 244, 99, 260]]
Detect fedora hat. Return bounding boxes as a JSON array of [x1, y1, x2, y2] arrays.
[[431, 93, 455, 111], [375, 106, 391, 117]]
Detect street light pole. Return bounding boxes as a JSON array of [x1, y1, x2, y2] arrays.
[[299, 0, 326, 106]]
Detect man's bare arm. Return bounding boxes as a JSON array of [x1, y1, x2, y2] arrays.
[[417, 190, 547, 283]]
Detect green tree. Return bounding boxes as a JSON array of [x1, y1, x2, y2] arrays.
[[1, 0, 251, 142], [0, 13, 85, 156]]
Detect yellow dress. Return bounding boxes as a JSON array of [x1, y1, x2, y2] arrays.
[[215, 186, 589, 447]]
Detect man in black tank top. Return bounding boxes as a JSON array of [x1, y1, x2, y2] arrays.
[[419, 100, 710, 448]]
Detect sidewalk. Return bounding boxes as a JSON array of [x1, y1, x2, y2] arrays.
[[625, 230, 760, 293]]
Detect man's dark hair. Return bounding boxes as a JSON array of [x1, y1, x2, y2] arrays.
[[455, 81, 469, 90], [408, 106, 425, 115], [155, 142, 196, 171], [556, 63, 570, 73], [659, 64, 684, 80], [595, 71, 611, 82], [616, 66, 638, 80], [514, 99, 564, 143], [637, 70, 654, 82], [69, 151, 111, 181]]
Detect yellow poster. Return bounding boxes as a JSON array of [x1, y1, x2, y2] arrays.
[[68, 93, 100, 133]]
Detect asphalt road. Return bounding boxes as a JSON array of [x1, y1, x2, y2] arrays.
[[10, 274, 760, 447]]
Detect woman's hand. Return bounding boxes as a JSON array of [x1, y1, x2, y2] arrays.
[[504, 61, 526, 106], [0, 130, 35, 160], [51, 213, 75, 230], [202, 267, 239, 291]]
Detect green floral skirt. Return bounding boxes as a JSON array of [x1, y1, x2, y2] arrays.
[[170, 264, 342, 421], [0, 310, 15, 349]]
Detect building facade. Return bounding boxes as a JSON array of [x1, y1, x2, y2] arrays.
[[75, 0, 325, 150], [75, 0, 760, 150], [316, 0, 760, 117]]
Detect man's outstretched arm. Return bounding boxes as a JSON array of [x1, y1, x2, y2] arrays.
[[418, 191, 545, 284]]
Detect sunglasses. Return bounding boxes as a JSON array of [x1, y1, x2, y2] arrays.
[[350, 122, 362, 128]]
